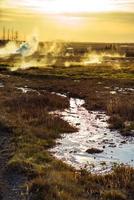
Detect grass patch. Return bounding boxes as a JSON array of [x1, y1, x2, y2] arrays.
[[102, 189, 127, 200]]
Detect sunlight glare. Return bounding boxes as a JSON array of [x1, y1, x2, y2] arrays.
[[37, 0, 115, 13], [3, 0, 116, 13]]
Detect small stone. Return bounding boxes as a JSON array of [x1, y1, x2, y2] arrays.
[[121, 141, 127, 144], [86, 148, 103, 154], [76, 123, 80, 126]]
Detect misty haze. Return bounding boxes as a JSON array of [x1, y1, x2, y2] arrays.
[[0, 0, 134, 200]]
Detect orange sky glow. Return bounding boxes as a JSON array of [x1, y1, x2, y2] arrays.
[[0, 0, 134, 42]]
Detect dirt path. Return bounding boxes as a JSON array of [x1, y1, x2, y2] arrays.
[[0, 128, 28, 200]]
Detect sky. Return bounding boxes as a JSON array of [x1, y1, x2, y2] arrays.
[[0, 0, 134, 42]]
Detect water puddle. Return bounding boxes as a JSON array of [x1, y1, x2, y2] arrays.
[[51, 97, 134, 173], [114, 87, 134, 94], [51, 92, 67, 98], [103, 86, 134, 95], [0, 83, 4, 87], [16, 86, 40, 95]]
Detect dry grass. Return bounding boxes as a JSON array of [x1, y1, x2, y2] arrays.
[[102, 189, 127, 200], [27, 165, 134, 200], [28, 170, 86, 200], [107, 96, 134, 121], [4, 93, 76, 141], [78, 165, 134, 200], [107, 96, 134, 132]]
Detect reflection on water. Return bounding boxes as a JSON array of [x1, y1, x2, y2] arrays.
[[51, 97, 134, 173]]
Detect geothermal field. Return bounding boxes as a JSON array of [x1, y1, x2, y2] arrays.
[[0, 39, 134, 200]]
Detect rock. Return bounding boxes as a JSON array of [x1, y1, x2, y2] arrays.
[[86, 148, 103, 154], [100, 161, 106, 166], [69, 150, 77, 153], [121, 141, 127, 144], [76, 123, 80, 126], [102, 139, 109, 144], [109, 144, 116, 148]]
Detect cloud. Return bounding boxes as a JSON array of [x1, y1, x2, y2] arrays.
[[0, 0, 134, 12]]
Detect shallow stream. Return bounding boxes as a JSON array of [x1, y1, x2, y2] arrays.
[[51, 96, 134, 173]]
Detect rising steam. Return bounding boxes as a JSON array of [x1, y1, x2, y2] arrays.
[[0, 36, 126, 71], [16, 37, 38, 57], [0, 36, 38, 58], [0, 41, 18, 58], [82, 52, 125, 66]]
